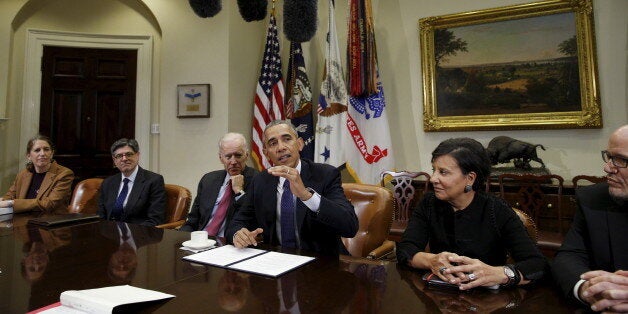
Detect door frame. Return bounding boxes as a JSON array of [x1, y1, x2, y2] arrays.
[[22, 29, 153, 169]]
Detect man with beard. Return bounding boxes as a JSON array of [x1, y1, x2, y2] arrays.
[[553, 125, 628, 312]]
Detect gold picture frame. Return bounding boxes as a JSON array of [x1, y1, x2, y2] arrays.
[[419, 0, 601, 131]]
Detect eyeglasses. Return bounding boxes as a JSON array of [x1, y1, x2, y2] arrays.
[[222, 153, 245, 161], [113, 152, 136, 160], [601, 150, 628, 168]]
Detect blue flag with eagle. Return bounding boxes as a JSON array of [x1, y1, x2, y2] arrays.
[[285, 41, 315, 160]]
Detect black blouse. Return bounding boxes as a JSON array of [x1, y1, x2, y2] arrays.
[[396, 191, 546, 281], [26, 171, 47, 199]]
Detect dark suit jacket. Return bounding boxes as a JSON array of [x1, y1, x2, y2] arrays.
[[180, 166, 258, 232], [97, 167, 166, 226], [552, 182, 628, 301], [3, 161, 74, 213], [226, 159, 358, 256]]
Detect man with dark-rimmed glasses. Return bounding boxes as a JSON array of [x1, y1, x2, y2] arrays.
[[553, 125, 628, 313], [98, 138, 166, 226]]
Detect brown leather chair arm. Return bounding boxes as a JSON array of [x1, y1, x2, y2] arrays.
[[367, 240, 396, 260], [156, 220, 185, 229]]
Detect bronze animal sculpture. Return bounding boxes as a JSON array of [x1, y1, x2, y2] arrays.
[[486, 136, 546, 170]]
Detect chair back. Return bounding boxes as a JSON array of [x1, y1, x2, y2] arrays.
[[572, 175, 606, 189], [67, 178, 104, 214], [512, 207, 538, 243], [380, 171, 430, 241], [341, 183, 394, 258], [380, 171, 430, 222], [498, 173, 564, 234], [158, 184, 192, 229]]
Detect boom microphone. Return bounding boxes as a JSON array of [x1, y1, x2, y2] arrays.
[[237, 0, 268, 22], [188, 0, 222, 18], [283, 0, 318, 42]]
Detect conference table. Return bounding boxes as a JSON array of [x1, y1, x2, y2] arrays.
[[0, 212, 578, 313]]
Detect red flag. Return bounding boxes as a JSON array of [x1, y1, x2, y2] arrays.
[[251, 12, 285, 170]]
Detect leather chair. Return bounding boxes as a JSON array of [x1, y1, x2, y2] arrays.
[[156, 184, 192, 229], [341, 183, 395, 260], [512, 207, 538, 243], [572, 175, 606, 189], [380, 170, 431, 241], [498, 173, 564, 256], [67, 178, 104, 214]]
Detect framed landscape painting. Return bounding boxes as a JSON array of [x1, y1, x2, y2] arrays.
[[419, 0, 601, 131]]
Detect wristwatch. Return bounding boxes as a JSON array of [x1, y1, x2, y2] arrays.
[[500, 264, 520, 288]]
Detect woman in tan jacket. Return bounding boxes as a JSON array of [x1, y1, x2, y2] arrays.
[[0, 135, 74, 213]]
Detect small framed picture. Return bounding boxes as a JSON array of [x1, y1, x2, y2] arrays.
[[177, 84, 210, 118]]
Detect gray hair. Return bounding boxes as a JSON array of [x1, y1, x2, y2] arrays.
[[218, 133, 248, 152], [110, 138, 139, 155]]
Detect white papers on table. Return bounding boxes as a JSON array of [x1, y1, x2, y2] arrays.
[[38, 285, 174, 314], [0, 207, 13, 216], [183, 245, 265, 267], [228, 251, 315, 277], [182, 245, 315, 277]]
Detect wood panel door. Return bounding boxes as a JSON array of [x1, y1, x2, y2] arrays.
[[39, 46, 138, 183]]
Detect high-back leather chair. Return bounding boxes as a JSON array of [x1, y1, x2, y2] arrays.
[[498, 173, 564, 255], [341, 183, 395, 259], [156, 184, 192, 229], [67, 178, 104, 214], [512, 207, 538, 243], [380, 170, 431, 241], [572, 175, 606, 189]]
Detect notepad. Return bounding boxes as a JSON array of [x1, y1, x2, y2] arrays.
[[182, 245, 315, 277], [28, 285, 174, 314], [28, 213, 100, 227]]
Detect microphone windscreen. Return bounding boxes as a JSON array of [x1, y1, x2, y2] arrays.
[[283, 0, 318, 42], [189, 0, 222, 18], [237, 0, 268, 22]]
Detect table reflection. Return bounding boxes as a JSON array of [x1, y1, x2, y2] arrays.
[[403, 268, 527, 313], [249, 260, 357, 313], [218, 271, 250, 311], [99, 222, 163, 284]]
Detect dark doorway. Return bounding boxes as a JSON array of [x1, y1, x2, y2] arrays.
[[39, 46, 138, 184]]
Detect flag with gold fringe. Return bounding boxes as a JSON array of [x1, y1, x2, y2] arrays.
[[286, 41, 315, 160], [314, 0, 348, 167], [344, 0, 394, 184]]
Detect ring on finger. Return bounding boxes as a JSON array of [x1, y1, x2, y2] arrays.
[[467, 273, 477, 281], [439, 267, 447, 276]]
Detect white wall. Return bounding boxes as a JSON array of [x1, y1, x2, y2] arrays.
[[0, 0, 626, 197]]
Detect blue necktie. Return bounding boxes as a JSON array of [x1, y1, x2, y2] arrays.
[[113, 178, 130, 220], [280, 179, 297, 248]]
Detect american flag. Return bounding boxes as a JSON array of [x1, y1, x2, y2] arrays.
[[251, 13, 285, 170]]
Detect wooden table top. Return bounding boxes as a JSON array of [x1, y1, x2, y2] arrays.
[[0, 212, 578, 313]]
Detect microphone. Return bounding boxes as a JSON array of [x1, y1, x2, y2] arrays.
[[283, 0, 318, 42], [188, 0, 222, 18], [237, 0, 268, 22]]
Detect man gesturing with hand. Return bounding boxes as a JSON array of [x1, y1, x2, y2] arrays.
[[227, 120, 357, 256]]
